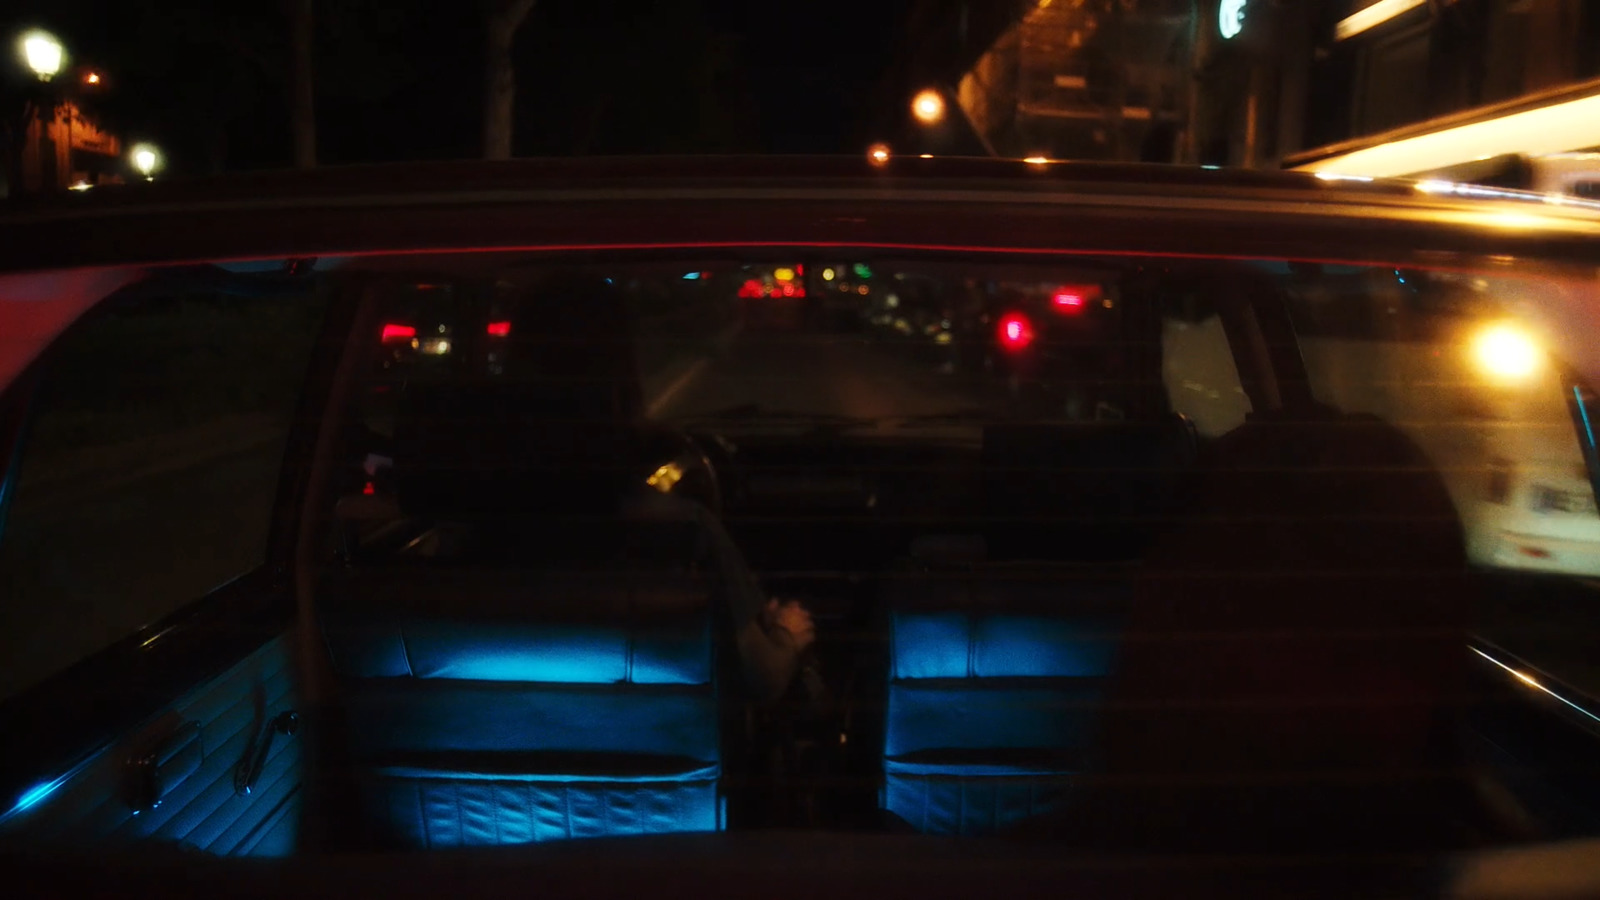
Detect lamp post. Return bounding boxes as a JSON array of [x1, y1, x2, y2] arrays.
[[131, 143, 161, 180], [911, 88, 946, 126], [15, 30, 67, 193], [20, 31, 63, 81]]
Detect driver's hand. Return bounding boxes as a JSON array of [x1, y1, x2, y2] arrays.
[[767, 598, 816, 652]]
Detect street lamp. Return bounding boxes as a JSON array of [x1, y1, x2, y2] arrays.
[[911, 89, 945, 125], [1218, 0, 1247, 40], [19, 30, 64, 81], [131, 143, 161, 180]]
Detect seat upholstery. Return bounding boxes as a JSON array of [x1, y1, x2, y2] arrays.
[[881, 564, 1127, 835], [321, 554, 724, 849]]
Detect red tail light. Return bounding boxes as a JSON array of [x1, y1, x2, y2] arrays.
[[1052, 291, 1085, 312], [1051, 284, 1099, 314], [997, 312, 1034, 351], [381, 323, 417, 343], [486, 320, 512, 337]]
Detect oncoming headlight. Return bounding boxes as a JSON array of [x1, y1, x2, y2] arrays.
[[1470, 322, 1542, 383]]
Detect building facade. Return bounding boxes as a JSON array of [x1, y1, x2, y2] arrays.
[[897, 0, 1600, 176]]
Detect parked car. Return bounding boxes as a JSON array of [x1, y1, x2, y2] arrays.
[[3, 158, 1600, 898]]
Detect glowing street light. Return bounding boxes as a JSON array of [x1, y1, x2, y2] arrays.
[[1218, 0, 1247, 40], [19, 30, 64, 81], [868, 143, 891, 167], [131, 143, 161, 180], [911, 89, 945, 125], [84, 71, 100, 85]]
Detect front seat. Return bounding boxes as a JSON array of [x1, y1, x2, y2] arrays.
[[317, 273, 730, 848], [879, 537, 1129, 835], [1081, 407, 1473, 854]]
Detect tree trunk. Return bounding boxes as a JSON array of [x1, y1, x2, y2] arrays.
[[483, 0, 538, 160], [289, 0, 316, 168]]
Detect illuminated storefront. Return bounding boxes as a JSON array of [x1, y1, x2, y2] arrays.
[[1285, 1, 1600, 179]]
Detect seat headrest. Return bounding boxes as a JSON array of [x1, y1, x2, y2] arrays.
[[390, 274, 647, 518]]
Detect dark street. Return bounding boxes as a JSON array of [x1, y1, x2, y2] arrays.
[[652, 328, 1004, 424]]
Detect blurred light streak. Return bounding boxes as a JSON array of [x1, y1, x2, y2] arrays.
[[1300, 93, 1600, 178], [1335, 0, 1426, 41], [1472, 646, 1600, 725]]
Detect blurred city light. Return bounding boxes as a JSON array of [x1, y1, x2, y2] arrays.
[[868, 143, 891, 166], [911, 89, 945, 125], [998, 312, 1035, 351], [1023, 155, 1050, 165], [381, 323, 417, 343], [1051, 287, 1092, 313], [131, 143, 161, 179], [1218, 0, 1247, 39], [1335, 0, 1425, 42], [84, 71, 100, 85], [1471, 323, 1542, 382], [1299, 93, 1600, 178], [20, 31, 64, 81]]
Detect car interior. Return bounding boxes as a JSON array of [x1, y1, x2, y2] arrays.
[[0, 251, 1595, 864]]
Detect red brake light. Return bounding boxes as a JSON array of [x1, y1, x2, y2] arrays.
[[739, 279, 763, 299], [486, 320, 512, 337], [997, 312, 1034, 351], [381, 323, 417, 343], [1051, 284, 1098, 314], [1052, 291, 1084, 312]]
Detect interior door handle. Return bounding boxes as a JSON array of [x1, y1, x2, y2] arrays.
[[125, 720, 201, 813], [235, 711, 299, 796]]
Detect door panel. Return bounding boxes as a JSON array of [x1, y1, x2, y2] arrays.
[[0, 633, 300, 856], [0, 267, 338, 855]]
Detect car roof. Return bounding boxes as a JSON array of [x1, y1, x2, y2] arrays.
[[3, 156, 1600, 275]]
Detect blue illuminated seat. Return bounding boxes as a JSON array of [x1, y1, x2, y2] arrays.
[[880, 557, 1127, 835], [321, 533, 725, 849]]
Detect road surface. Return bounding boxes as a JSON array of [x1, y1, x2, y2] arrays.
[[652, 328, 1016, 424]]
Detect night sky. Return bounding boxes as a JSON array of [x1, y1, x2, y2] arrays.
[[4, 0, 916, 176]]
